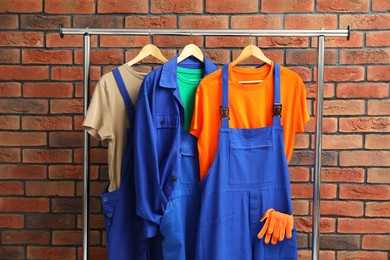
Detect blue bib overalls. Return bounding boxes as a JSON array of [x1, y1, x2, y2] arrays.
[[195, 63, 298, 260], [100, 68, 150, 260]]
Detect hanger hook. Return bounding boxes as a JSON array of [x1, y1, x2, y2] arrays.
[[249, 29, 254, 45]]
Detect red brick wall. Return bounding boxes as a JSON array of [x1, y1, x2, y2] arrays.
[[0, 0, 389, 259]]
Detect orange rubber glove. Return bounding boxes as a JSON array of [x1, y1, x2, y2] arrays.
[[257, 208, 294, 245]]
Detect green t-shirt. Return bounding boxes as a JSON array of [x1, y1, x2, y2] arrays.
[[177, 66, 205, 131]]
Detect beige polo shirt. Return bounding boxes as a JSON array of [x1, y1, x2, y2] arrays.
[[83, 64, 145, 192]]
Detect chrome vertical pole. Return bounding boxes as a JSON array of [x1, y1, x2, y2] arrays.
[[312, 35, 325, 260], [83, 32, 91, 260]]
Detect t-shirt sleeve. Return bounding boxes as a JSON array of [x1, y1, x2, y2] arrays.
[[295, 78, 310, 133], [189, 81, 204, 138], [83, 80, 113, 140]]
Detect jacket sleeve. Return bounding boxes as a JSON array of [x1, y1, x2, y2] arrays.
[[134, 80, 168, 238]]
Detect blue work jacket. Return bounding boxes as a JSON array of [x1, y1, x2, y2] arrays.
[[134, 55, 218, 238]]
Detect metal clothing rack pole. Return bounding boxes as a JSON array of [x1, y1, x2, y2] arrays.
[[59, 27, 350, 260]]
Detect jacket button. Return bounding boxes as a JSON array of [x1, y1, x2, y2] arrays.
[[102, 197, 108, 202], [107, 212, 113, 218], [180, 118, 184, 124], [171, 176, 177, 182], [160, 120, 165, 125]]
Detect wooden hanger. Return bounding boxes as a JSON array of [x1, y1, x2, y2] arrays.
[[126, 43, 168, 67], [177, 43, 204, 63], [231, 45, 272, 84]]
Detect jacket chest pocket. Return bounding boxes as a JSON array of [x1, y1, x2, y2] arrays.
[[155, 115, 179, 155]]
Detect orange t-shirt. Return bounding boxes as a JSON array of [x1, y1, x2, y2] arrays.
[[190, 62, 310, 180]]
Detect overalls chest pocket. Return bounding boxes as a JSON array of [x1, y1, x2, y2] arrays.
[[229, 130, 274, 185], [155, 115, 179, 155]]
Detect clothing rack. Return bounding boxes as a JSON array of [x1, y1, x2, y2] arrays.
[[59, 27, 350, 260]]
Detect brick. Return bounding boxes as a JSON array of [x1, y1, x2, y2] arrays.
[[292, 200, 309, 216], [52, 198, 84, 213], [286, 49, 336, 65], [324, 66, 364, 82], [340, 117, 390, 132], [23, 149, 72, 163], [285, 15, 337, 29], [231, 16, 282, 29], [319, 135, 362, 150], [0, 0, 42, 12], [305, 83, 334, 99], [367, 66, 390, 81], [48, 165, 83, 179], [319, 235, 360, 250], [373, 0, 390, 11], [0, 49, 20, 63], [0, 15, 18, 29], [366, 134, 390, 149], [27, 247, 76, 260], [340, 14, 390, 30], [321, 168, 364, 183], [49, 132, 83, 148], [154, 36, 203, 48], [340, 184, 390, 200], [291, 184, 336, 199], [259, 36, 309, 48], [0, 198, 49, 212], [90, 148, 108, 164], [289, 167, 310, 182], [312, 32, 363, 48], [368, 100, 390, 116], [366, 202, 390, 217], [0, 99, 48, 114], [0, 246, 25, 260], [290, 151, 337, 166], [77, 181, 106, 196], [341, 151, 390, 166], [151, 0, 202, 13], [0, 182, 23, 195], [295, 217, 335, 233], [323, 100, 364, 116], [52, 230, 100, 245], [125, 15, 176, 29], [2, 231, 50, 244], [98, 0, 147, 13], [26, 214, 75, 228], [0, 148, 20, 162], [0, 165, 46, 180], [78, 214, 105, 229], [46, 34, 84, 48], [231, 49, 284, 65], [0, 32, 43, 47], [22, 50, 72, 64], [21, 15, 70, 30], [98, 37, 149, 48], [320, 201, 363, 216], [296, 233, 308, 248], [0, 116, 19, 130], [362, 235, 390, 250], [23, 83, 73, 98], [74, 116, 85, 130], [51, 66, 100, 81], [203, 50, 230, 65], [206, 0, 257, 13], [290, 67, 312, 82], [366, 32, 390, 47], [44, 0, 95, 14], [367, 168, 390, 184], [336, 83, 388, 98], [179, 15, 228, 29], [317, 0, 369, 12], [262, 0, 313, 12], [50, 99, 83, 114], [0, 214, 24, 228], [299, 250, 335, 260], [22, 116, 72, 130], [340, 49, 390, 64], [73, 15, 123, 28], [0, 132, 46, 146], [339, 218, 390, 234], [0, 82, 20, 97], [26, 181, 74, 196], [294, 134, 309, 149], [0, 65, 48, 80], [206, 36, 251, 48]]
